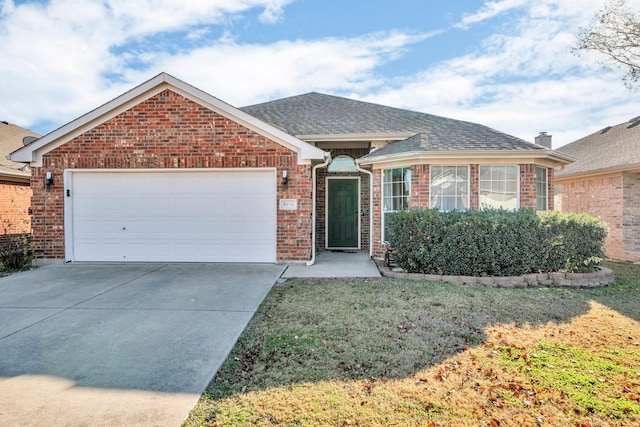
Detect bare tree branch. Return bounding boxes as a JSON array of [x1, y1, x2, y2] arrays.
[[575, 0, 640, 90]]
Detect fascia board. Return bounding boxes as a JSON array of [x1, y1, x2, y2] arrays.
[[11, 73, 326, 166], [10, 73, 171, 165], [0, 170, 30, 182], [555, 163, 640, 181], [357, 150, 576, 167], [297, 132, 415, 142]]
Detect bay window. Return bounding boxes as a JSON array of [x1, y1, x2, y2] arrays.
[[536, 166, 548, 211], [430, 165, 469, 211], [479, 165, 519, 210], [382, 167, 411, 241]]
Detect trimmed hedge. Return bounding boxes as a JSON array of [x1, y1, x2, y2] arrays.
[[385, 209, 607, 276]]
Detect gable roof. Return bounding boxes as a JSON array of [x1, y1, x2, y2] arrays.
[[241, 92, 573, 166], [10, 73, 326, 166], [555, 116, 640, 179], [0, 122, 39, 181]]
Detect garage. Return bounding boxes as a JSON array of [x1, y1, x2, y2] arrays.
[[65, 169, 277, 263]]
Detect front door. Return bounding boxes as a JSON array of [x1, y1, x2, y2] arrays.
[[327, 178, 359, 248]]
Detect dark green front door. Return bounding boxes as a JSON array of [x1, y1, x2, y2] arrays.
[[327, 178, 359, 248]]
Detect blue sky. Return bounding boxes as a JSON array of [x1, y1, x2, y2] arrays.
[[2, 0, 640, 147]]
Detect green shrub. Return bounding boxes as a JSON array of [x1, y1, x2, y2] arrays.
[[385, 209, 607, 276]]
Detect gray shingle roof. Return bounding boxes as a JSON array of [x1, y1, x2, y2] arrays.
[[0, 122, 39, 180], [240, 92, 545, 154], [556, 117, 640, 178]]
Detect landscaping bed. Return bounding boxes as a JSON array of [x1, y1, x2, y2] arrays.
[[377, 259, 615, 288]]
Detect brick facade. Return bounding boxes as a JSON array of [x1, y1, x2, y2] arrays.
[[0, 180, 31, 234], [555, 172, 640, 262], [622, 172, 640, 255], [31, 89, 313, 262]]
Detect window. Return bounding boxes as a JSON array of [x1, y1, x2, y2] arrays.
[[536, 166, 548, 211], [479, 165, 519, 210], [430, 165, 469, 211], [383, 167, 412, 212], [382, 167, 411, 241], [327, 155, 358, 172]]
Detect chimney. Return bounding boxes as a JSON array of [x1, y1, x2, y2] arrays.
[[535, 131, 552, 148]]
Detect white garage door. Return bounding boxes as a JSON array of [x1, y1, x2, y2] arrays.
[[67, 169, 276, 262]]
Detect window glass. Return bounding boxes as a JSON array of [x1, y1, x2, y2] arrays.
[[536, 167, 548, 211], [327, 156, 358, 172], [383, 167, 411, 213], [382, 167, 412, 242], [430, 165, 469, 211], [479, 165, 519, 210]]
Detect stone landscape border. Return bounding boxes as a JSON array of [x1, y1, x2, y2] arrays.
[[375, 260, 614, 288]]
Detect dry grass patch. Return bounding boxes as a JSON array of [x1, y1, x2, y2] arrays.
[[185, 262, 640, 426]]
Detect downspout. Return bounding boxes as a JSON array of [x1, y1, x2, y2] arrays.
[[356, 164, 374, 258], [307, 152, 332, 266]]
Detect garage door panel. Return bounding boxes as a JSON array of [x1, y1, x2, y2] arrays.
[[70, 170, 276, 262]]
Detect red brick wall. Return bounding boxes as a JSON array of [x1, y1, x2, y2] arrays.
[[372, 168, 384, 258], [622, 172, 640, 256], [0, 180, 31, 233], [519, 164, 537, 209], [410, 164, 430, 209], [555, 172, 640, 262], [31, 89, 312, 262]]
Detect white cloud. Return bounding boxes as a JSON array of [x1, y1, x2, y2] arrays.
[[456, 0, 528, 29], [360, 0, 640, 147], [119, 31, 432, 106], [0, 0, 299, 128], [2, 0, 640, 150]]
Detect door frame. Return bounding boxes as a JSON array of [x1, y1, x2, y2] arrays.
[[325, 176, 361, 250]]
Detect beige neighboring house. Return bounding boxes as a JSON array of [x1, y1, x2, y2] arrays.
[[0, 121, 39, 235], [555, 116, 640, 262]]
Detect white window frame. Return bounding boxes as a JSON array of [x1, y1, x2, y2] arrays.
[[536, 166, 548, 211], [479, 165, 520, 210], [381, 167, 412, 242], [429, 165, 470, 212]]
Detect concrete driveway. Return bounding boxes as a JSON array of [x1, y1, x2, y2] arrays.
[[0, 263, 284, 426]]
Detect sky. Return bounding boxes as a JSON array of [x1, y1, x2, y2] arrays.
[[2, 0, 640, 148]]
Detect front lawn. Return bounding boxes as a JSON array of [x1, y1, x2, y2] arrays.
[[185, 262, 640, 426]]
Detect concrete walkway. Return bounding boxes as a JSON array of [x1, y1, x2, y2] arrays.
[[282, 251, 381, 278], [0, 263, 284, 427]]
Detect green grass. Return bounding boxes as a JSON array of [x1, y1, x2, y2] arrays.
[[497, 342, 640, 418], [185, 262, 640, 426]]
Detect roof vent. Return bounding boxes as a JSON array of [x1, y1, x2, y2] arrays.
[[1, 121, 8, 125], [23, 136, 38, 146], [534, 132, 552, 149]]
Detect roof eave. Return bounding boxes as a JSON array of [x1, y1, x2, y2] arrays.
[[555, 163, 640, 180], [0, 170, 30, 183], [357, 149, 575, 167], [10, 73, 326, 166], [297, 132, 415, 143]]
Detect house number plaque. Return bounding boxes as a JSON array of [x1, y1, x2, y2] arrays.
[[279, 199, 297, 210]]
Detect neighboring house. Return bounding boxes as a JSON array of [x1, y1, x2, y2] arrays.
[[555, 117, 640, 262], [0, 122, 38, 236], [9, 73, 572, 264]]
